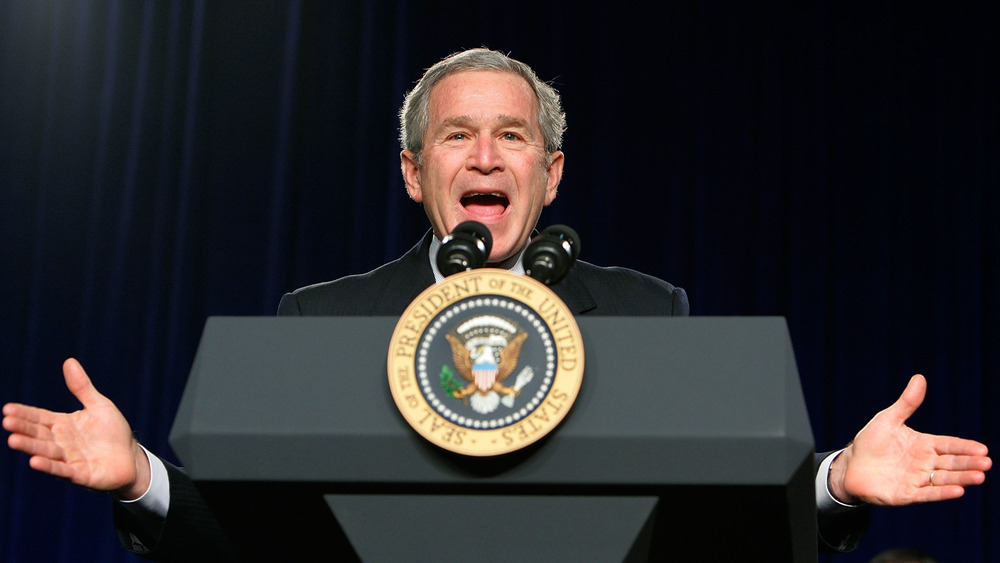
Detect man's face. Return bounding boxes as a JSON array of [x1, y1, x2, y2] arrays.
[[401, 70, 564, 263]]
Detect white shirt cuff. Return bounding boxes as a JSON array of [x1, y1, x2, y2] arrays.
[[116, 444, 170, 519], [816, 449, 862, 514]]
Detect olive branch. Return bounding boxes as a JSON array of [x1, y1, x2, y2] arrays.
[[439, 365, 467, 404]]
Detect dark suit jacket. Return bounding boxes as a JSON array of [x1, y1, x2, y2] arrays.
[[114, 233, 867, 560], [275, 233, 690, 318]]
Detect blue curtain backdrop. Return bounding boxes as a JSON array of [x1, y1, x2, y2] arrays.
[[1, 1, 996, 561]]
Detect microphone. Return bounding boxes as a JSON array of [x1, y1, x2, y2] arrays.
[[436, 221, 493, 277], [524, 225, 580, 285]]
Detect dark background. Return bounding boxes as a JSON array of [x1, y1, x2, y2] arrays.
[[1, 1, 996, 561]]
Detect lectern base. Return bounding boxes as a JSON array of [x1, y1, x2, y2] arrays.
[[326, 494, 658, 562]]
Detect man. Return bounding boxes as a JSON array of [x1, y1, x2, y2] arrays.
[[3, 48, 991, 560]]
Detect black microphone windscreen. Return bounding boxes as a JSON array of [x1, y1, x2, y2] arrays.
[[539, 224, 580, 259], [524, 224, 581, 285], [437, 221, 493, 277], [451, 221, 492, 256]]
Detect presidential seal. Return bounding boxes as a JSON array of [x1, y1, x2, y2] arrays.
[[387, 269, 584, 456]]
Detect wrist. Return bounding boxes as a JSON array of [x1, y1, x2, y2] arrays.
[[112, 440, 152, 501], [828, 446, 863, 505]]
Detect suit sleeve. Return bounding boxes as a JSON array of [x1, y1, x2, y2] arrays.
[[814, 451, 871, 553], [112, 460, 238, 562]]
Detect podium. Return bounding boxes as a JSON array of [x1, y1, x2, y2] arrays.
[[170, 317, 817, 561]]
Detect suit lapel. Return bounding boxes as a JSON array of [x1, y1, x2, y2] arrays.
[[550, 265, 598, 315], [373, 233, 437, 315]]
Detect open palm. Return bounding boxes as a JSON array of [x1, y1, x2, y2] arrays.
[[4, 358, 146, 497], [834, 374, 991, 505]]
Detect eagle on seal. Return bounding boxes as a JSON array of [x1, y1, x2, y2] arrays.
[[445, 330, 528, 399]]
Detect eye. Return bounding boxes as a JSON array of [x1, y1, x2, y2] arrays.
[[448, 132, 469, 141], [501, 132, 522, 141]]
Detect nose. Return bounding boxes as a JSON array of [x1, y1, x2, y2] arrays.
[[467, 135, 504, 174]]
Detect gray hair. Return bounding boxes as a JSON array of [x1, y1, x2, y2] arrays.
[[398, 48, 566, 161]]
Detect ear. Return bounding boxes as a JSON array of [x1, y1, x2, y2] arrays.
[[401, 150, 422, 202], [543, 150, 564, 205]]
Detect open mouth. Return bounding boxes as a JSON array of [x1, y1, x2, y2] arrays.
[[461, 193, 509, 217]]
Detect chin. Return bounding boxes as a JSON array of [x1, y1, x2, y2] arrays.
[[487, 242, 520, 264]]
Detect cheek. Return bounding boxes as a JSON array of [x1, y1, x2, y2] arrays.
[[426, 163, 462, 198]]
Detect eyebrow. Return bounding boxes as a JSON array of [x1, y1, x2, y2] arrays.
[[434, 115, 535, 137]]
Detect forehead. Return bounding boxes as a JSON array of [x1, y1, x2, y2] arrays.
[[427, 70, 540, 128]]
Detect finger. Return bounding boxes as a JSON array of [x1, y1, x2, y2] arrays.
[[930, 452, 993, 472], [930, 468, 988, 487], [8, 432, 65, 460], [63, 358, 108, 409], [910, 484, 967, 503], [2, 403, 59, 426], [930, 446, 993, 471], [28, 456, 74, 481], [949, 470, 988, 486], [2, 414, 56, 441], [933, 435, 991, 457], [881, 374, 927, 425]]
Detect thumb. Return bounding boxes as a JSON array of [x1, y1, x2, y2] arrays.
[[63, 358, 108, 409], [882, 373, 927, 425]]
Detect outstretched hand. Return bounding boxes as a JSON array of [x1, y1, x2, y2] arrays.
[[829, 374, 991, 506], [3, 358, 150, 500]]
